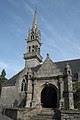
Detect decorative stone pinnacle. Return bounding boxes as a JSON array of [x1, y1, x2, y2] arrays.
[[66, 62, 70, 68], [47, 53, 50, 58]]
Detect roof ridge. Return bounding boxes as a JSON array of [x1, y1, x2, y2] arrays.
[[55, 58, 80, 63]]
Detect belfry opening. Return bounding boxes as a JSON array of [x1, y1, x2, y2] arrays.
[[41, 84, 57, 108]]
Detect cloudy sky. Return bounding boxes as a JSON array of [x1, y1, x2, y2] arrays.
[[0, 0, 80, 78]]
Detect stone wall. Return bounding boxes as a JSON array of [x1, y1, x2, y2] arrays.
[[61, 110, 80, 120], [0, 86, 18, 107]]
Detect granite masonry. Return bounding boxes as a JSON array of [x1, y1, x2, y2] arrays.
[[0, 11, 80, 120]]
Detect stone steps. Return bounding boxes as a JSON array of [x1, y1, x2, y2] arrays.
[[30, 108, 55, 120], [17, 108, 60, 120]]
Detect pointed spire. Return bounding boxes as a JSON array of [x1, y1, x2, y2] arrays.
[[32, 9, 38, 30]]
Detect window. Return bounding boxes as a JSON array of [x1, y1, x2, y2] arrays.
[[32, 34, 34, 39], [21, 83, 23, 91], [21, 75, 28, 91], [68, 70, 70, 75], [32, 49, 34, 52], [32, 45, 34, 52], [32, 45, 34, 48], [29, 46, 31, 53], [31, 34, 34, 40]]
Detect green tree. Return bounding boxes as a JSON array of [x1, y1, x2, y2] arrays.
[[1, 69, 6, 77], [0, 69, 7, 95]]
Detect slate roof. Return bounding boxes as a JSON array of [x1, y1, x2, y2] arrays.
[[56, 59, 80, 81], [31, 64, 41, 72], [2, 69, 24, 87], [2, 59, 80, 87], [2, 66, 42, 87]]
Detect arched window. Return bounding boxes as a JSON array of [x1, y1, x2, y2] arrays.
[[32, 49, 34, 52], [21, 83, 23, 91], [32, 34, 34, 39], [29, 46, 31, 53], [32, 45, 34, 48], [31, 32, 34, 40], [32, 45, 34, 52], [21, 75, 28, 91], [68, 70, 70, 75]]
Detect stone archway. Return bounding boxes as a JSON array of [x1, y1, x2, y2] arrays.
[[41, 84, 57, 108]]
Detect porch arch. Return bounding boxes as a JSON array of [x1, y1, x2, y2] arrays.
[[41, 83, 57, 108]]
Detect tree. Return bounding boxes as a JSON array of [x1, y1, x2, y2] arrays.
[[1, 69, 6, 78], [0, 69, 7, 95]]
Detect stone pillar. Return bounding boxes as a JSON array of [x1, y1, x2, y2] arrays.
[[64, 62, 74, 110], [30, 79, 36, 107], [68, 77, 74, 109], [25, 73, 32, 107], [59, 77, 64, 109]]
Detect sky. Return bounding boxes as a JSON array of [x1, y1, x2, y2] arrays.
[[0, 0, 80, 79]]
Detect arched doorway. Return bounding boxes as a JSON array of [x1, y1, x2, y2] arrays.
[[41, 84, 57, 108]]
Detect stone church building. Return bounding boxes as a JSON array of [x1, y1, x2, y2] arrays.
[[0, 11, 80, 120]]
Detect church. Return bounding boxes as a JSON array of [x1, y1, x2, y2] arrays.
[[0, 11, 80, 120]]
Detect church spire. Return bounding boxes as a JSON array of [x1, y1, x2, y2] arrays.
[[32, 9, 38, 31], [27, 9, 41, 44], [24, 10, 43, 68]]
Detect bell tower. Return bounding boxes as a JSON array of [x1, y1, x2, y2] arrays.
[[24, 11, 43, 68]]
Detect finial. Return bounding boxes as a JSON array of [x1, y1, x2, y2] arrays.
[[47, 53, 50, 58], [66, 62, 70, 68], [35, 6, 37, 15]]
